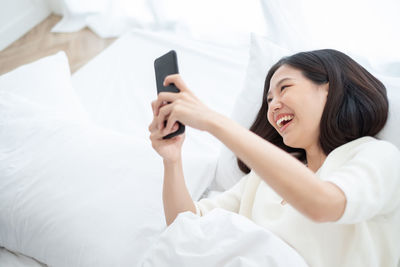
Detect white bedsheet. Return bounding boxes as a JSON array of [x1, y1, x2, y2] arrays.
[[71, 29, 250, 200], [71, 29, 249, 137]]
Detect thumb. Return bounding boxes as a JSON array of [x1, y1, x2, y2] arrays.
[[163, 74, 190, 93]]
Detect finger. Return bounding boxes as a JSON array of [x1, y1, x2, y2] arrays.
[[152, 99, 169, 116], [157, 104, 174, 130], [150, 131, 165, 143], [164, 111, 179, 135], [154, 93, 179, 116], [163, 74, 190, 93], [151, 100, 157, 116], [148, 118, 157, 132], [150, 123, 169, 139], [171, 122, 179, 133], [150, 123, 179, 140], [162, 123, 180, 139]]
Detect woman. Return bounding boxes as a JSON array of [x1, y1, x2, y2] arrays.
[[148, 49, 400, 267]]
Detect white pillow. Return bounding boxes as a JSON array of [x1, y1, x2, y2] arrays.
[[0, 52, 217, 266], [0, 92, 166, 267], [0, 247, 46, 267], [213, 34, 289, 190], [0, 51, 87, 119], [214, 33, 400, 190]]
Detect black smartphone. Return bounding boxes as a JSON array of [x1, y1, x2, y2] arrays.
[[154, 50, 185, 139]]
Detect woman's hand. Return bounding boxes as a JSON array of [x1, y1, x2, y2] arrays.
[[152, 74, 217, 135], [149, 101, 185, 163]]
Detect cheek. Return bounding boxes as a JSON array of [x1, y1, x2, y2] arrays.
[[267, 109, 275, 126], [301, 102, 325, 131], [310, 96, 327, 123]]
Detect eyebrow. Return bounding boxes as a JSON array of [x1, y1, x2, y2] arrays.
[[267, 77, 293, 97]]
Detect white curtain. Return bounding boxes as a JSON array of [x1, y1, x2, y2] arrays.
[[46, 0, 400, 71], [47, 0, 155, 36], [261, 0, 400, 70], [46, 0, 267, 46]]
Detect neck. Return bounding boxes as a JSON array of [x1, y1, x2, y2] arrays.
[[305, 145, 327, 173]]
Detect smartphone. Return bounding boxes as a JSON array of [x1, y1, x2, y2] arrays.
[[154, 50, 185, 139]]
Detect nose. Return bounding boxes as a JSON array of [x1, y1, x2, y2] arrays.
[[269, 98, 282, 112]]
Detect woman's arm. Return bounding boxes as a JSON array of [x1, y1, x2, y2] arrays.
[[162, 158, 196, 226], [149, 102, 196, 226], [207, 113, 346, 222], [155, 75, 346, 223]]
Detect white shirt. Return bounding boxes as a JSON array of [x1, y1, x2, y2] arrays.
[[195, 136, 400, 267]]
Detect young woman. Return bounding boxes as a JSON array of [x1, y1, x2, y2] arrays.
[[148, 49, 400, 267]]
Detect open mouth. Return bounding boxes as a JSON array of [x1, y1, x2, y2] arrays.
[[277, 115, 294, 129]]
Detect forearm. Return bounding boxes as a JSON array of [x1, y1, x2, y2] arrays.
[[207, 113, 345, 222], [163, 158, 196, 226]]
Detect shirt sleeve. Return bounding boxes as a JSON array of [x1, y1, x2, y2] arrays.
[[195, 172, 250, 216], [326, 140, 400, 224]]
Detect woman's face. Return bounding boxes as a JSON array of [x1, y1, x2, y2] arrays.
[[266, 65, 329, 150]]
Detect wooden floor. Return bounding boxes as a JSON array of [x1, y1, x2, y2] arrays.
[[0, 14, 116, 75]]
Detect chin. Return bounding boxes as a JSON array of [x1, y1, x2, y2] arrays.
[[282, 136, 291, 146], [282, 135, 302, 149]]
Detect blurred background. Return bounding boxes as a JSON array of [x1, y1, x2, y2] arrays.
[[1, 0, 399, 75]]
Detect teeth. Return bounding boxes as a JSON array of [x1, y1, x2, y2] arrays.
[[277, 115, 294, 128]]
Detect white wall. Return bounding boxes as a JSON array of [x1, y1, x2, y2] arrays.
[[0, 0, 51, 51]]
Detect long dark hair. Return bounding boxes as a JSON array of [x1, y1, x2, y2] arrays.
[[238, 49, 389, 174]]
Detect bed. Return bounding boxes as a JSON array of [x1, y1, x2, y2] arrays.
[[0, 28, 399, 267]]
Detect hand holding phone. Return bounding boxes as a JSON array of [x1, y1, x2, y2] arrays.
[[154, 50, 185, 139]]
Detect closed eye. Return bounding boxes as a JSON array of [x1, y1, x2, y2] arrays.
[[267, 85, 291, 104]]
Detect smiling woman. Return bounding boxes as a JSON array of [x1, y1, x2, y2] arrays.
[[239, 49, 388, 173], [149, 48, 400, 267], [265, 65, 329, 166]]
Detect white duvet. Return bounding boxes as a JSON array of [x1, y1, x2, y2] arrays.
[[139, 209, 308, 267]]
